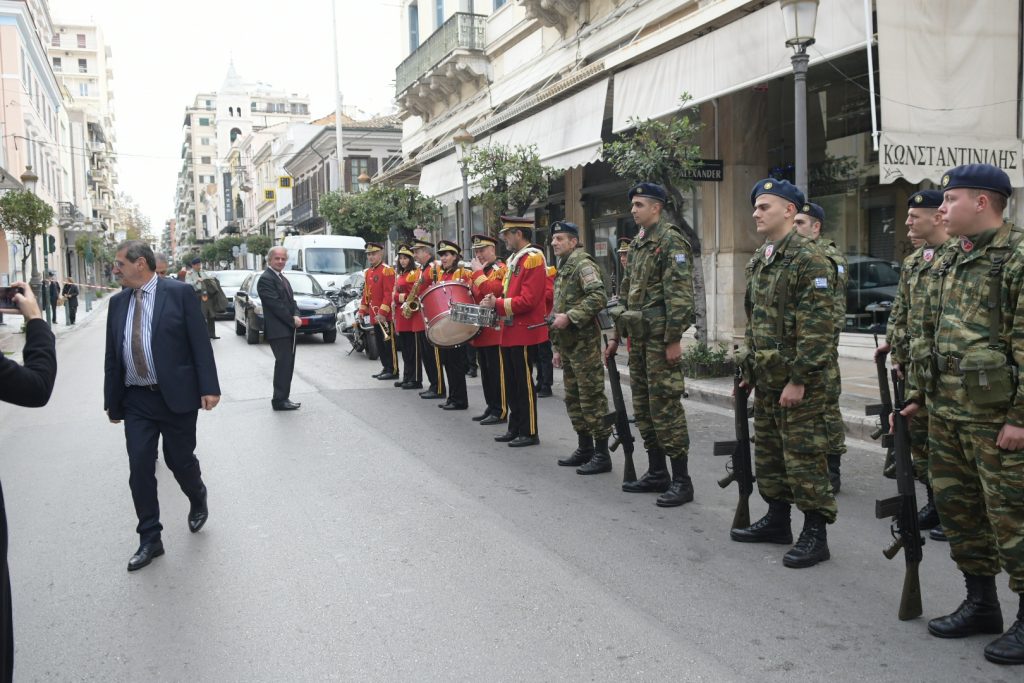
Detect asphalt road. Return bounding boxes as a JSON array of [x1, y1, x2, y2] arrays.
[[1, 314, 1019, 681]]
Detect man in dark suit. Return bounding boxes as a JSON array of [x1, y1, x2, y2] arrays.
[[257, 246, 301, 411], [103, 240, 220, 572], [0, 281, 57, 681]]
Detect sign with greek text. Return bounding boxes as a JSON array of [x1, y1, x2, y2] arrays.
[[880, 132, 1023, 187]]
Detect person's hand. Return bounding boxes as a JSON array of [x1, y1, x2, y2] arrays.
[[552, 352, 562, 369], [10, 281, 42, 320], [997, 423, 1024, 451], [874, 342, 890, 362], [107, 409, 121, 425], [738, 379, 750, 391], [201, 294, 209, 302], [604, 338, 619, 364], [375, 314, 386, 324], [779, 382, 805, 408], [293, 316, 303, 328], [479, 294, 496, 309], [665, 340, 682, 364], [470, 256, 483, 271], [201, 395, 220, 411], [550, 313, 570, 330]]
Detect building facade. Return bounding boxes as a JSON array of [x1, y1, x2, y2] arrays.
[[384, 0, 1024, 348]]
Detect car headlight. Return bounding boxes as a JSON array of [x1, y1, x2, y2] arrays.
[[314, 305, 336, 315]]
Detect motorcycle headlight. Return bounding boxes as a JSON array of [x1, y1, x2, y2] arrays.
[[314, 305, 335, 315], [254, 304, 263, 315]]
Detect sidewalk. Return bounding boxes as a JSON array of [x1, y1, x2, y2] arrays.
[[0, 296, 109, 359]]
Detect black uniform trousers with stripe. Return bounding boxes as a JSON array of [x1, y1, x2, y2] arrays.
[[440, 345, 468, 406], [477, 345, 506, 418], [502, 345, 538, 437], [373, 323, 396, 374], [397, 331, 419, 384], [417, 331, 444, 395]]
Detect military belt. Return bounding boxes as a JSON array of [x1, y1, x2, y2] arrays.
[[933, 352, 961, 375]]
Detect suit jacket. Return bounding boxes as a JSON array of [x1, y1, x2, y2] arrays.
[[0, 319, 56, 407], [257, 268, 299, 340], [103, 276, 220, 420]]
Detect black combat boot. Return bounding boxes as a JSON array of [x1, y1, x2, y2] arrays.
[[558, 433, 594, 467], [928, 573, 1004, 638], [577, 436, 612, 475], [621, 449, 671, 493], [782, 511, 830, 568], [985, 594, 1024, 665], [655, 457, 694, 507], [918, 483, 941, 530], [930, 525, 948, 542], [826, 453, 841, 494], [730, 499, 793, 544]]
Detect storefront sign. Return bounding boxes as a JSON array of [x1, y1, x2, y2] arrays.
[[223, 173, 234, 221], [880, 132, 1024, 187], [680, 159, 724, 182]]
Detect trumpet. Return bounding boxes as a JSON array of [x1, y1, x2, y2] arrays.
[[371, 306, 392, 342]]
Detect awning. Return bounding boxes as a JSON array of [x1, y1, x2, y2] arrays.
[[612, 0, 865, 132], [419, 79, 610, 203], [877, 0, 1022, 185]]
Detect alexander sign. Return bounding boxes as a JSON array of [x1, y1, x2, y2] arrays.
[[680, 159, 724, 182], [880, 132, 1023, 187]]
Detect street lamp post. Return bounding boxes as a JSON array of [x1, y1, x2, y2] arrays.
[[452, 126, 474, 253], [780, 0, 819, 197], [19, 166, 43, 319]]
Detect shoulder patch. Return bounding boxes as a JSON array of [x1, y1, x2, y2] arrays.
[[836, 265, 845, 274], [814, 277, 829, 289], [579, 265, 599, 286], [674, 253, 687, 265]]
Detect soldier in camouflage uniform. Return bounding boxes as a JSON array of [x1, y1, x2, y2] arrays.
[[732, 179, 837, 569], [547, 221, 613, 475], [876, 190, 951, 542], [794, 202, 847, 493], [901, 164, 1024, 665], [605, 182, 695, 507]]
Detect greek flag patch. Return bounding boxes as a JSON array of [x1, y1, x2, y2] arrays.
[[814, 277, 828, 289], [837, 265, 845, 274], [674, 253, 687, 264]]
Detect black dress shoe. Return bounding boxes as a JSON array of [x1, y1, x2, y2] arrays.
[[442, 402, 468, 410], [494, 431, 518, 442], [537, 387, 552, 398], [127, 541, 165, 572], [210, 336, 221, 340], [377, 372, 400, 380], [394, 380, 406, 387], [371, 371, 384, 379], [401, 382, 423, 390], [438, 400, 453, 409], [466, 367, 478, 378], [480, 414, 507, 426], [272, 400, 301, 411], [472, 411, 491, 421], [188, 487, 208, 533], [420, 391, 445, 400], [509, 435, 540, 447]]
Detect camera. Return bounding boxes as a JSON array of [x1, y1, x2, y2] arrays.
[[0, 286, 25, 311]]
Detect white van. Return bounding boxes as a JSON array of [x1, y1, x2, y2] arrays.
[[282, 234, 367, 292]]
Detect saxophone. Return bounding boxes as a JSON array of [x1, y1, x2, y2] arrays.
[[401, 271, 423, 319]]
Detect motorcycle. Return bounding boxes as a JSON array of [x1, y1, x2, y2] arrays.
[[334, 283, 380, 360]]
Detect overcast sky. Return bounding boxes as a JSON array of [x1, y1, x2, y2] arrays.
[[50, 0, 403, 233]]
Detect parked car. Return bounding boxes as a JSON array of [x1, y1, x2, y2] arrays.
[[234, 271, 338, 344], [845, 255, 901, 315], [210, 269, 254, 320]]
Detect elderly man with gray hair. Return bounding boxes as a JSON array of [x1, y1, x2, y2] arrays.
[[258, 246, 302, 410]]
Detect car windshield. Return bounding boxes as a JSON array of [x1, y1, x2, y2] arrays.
[[303, 248, 367, 275], [213, 271, 249, 287], [854, 261, 900, 288], [284, 273, 322, 296]]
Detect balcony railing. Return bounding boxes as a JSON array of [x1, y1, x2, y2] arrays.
[[395, 13, 486, 96]]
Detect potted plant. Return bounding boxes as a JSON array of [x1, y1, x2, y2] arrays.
[[681, 342, 734, 379]]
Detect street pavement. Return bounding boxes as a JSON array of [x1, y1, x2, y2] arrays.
[[1, 314, 1019, 681]]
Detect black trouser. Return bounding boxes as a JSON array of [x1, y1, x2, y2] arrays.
[[478, 345, 506, 418], [534, 340, 553, 390], [66, 299, 78, 324], [502, 345, 538, 437], [440, 345, 468, 405], [417, 331, 444, 395], [465, 345, 478, 371], [0, 481, 13, 682], [374, 322, 396, 374], [397, 331, 420, 383], [122, 386, 206, 544], [269, 336, 296, 403]]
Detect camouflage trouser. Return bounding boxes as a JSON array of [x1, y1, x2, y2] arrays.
[[824, 360, 847, 457], [627, 336, 689, 459], [929, 415, 1024, 593], [753, 388, 838, 522], [909, 402, 930, 482], [558, 334, 611, 440]]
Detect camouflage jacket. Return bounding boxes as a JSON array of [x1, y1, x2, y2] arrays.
[[620, 219, 695, 343], [552, 248, 608, 350], [886, 239, 953, 365], [817, 238, 848, 341], [921, 221, 1024, 424], [743, 229, 835, 387]]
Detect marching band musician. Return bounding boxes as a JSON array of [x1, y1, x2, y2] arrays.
[[419, 240, 474, 410], [392, 244, 423, 389], [479, 216, 547, 448], [404, 239, 446, 400], [469, 234, 508, 426], [358, 242, 398, 381]]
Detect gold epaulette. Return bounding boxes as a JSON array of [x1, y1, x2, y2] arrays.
[[406, 271, 419, 283], [546, 266, 556, 277], [383, 265, 395, 275], [523, 252, 545, 269]]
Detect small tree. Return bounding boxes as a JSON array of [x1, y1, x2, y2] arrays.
[[464, 143, 558, 218], [318, 185, 442, 243], [604, 94, 709, 343], [0, 190, 55, 278], [246, 234, 272, 258]]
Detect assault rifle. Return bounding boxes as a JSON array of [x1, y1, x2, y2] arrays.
[[874, 370, 924, 621], [714, 367, 753, 529], [604, 334, 637, 483], [865, 346, 896, 479]]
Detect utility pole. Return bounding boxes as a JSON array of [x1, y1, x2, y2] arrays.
[[331, 0, 346, 193]]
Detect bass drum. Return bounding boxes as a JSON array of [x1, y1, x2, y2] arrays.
[[420, 281, 480, 348]]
